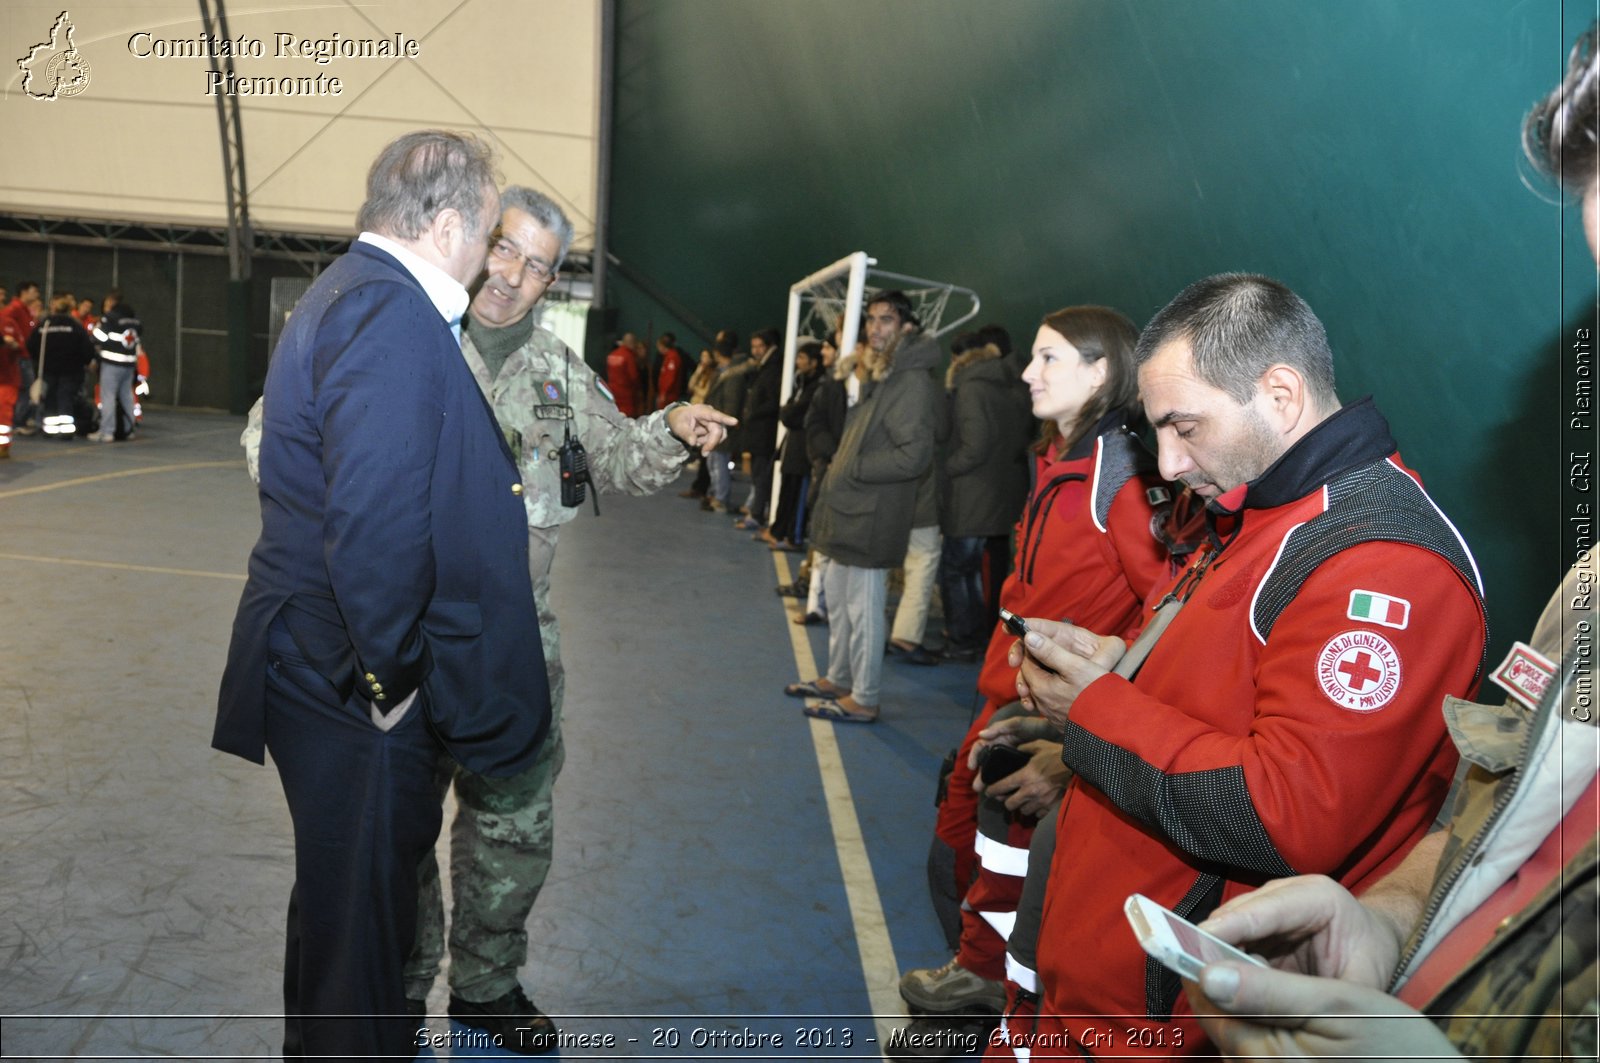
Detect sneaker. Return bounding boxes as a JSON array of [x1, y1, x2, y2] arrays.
[[898, 958, 1005, 1016], [886, 1015, 998, 1062], [447, 986, 558, 1055], [90, 433, 112, 443], [14, 425, 36, 436]]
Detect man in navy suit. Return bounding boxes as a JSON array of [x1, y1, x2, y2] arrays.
[[215, 130, 551, 1060]]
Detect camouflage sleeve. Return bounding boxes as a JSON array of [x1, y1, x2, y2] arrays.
[[578, 363, 688, 496], [241, 395, 264, 484]]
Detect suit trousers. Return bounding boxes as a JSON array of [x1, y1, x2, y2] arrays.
[[265, 623, 442, 1061]]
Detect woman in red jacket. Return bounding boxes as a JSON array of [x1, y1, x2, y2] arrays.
[[901, 305, 1180, 1029]]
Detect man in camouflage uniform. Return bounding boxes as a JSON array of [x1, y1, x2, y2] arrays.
[[241, 187, 732, 1050], [402, 186, 732, 1046], [1180, 23, 1599, 1062]]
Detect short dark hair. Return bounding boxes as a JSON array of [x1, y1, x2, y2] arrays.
[[659, 332, 676, 347], [1525, 21, 1600, 192], [976, 323, 1012, 357], [355, 130, 498, 241], [797, 340, 823, 360], [753, 327, 781, 351], [949, 331, 983, 356], [16, 280, 38, 296], [1135, 273, 1337, 408], [868, 290, 919, 329], [715, 328, 739, 350]]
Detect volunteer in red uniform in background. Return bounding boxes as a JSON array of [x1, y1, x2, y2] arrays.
[[4, 281, 41, 434], [654, 332, 686, 409], [605, 331, 645, 418]]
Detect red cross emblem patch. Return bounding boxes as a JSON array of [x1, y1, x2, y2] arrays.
[[1316, 630, 1403, 712]]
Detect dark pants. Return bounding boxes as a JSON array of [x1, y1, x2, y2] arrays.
[[938, 535, 989, 650], [769, 472, 809, 544], [746, 455, 775, 523], [265, 624, 439, 1061], [14, 357, 35, 428]]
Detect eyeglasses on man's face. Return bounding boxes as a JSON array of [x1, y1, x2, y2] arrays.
[[488, 234, 557, 283]]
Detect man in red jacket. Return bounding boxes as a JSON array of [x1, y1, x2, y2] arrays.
[[605, 332, 644, 418], [4, 281, 40, 434], [995, 274, 1487, 1058], [653, 332, 686, 409]]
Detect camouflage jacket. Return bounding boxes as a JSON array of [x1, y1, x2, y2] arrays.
[[460, 323, 687, 535], [1393, 562, 1598, 1060]]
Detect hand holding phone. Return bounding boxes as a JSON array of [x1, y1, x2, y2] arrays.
[[1001, 608, 1059, 675], [1124, 893, 1267, 981]]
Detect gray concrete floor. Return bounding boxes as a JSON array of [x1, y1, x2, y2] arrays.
[[0, 409, 970, 1060]]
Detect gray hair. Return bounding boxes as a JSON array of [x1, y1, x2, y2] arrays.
[[355, 130, 498, 241], [1135, 273, 1337, 408], [499, 185, 575, 269]]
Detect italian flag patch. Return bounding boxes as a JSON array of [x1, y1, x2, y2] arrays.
[[1347, 590, 1410, 630]]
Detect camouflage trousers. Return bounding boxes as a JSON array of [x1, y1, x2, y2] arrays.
[[404, 559, 566, 1003]]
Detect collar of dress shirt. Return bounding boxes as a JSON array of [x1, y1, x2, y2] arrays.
[[357, 231, 470, 331]]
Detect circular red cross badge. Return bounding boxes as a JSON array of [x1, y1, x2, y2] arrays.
[[1316, 630, 1402, 712]]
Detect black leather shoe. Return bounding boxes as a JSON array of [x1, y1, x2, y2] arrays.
[[448, 986, 558, 1055], [904, 645, 941, 666]]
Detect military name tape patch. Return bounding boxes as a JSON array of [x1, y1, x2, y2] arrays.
[[1347, 589, 1411, 630], [1317, 629, 1403, 712], [1490, 640, 1556, 711]]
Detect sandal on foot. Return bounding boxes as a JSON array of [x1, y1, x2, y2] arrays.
[[803, 700, 878, 724], [785, 679, 846, 699]]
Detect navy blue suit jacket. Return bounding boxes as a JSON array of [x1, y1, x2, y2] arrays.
[[215, 241, 550, 777]]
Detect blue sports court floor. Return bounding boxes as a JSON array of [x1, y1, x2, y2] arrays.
[[0, 409, 983, 1060]]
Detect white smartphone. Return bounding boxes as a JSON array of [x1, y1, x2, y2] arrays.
[[1123, 893, 1267, 981]]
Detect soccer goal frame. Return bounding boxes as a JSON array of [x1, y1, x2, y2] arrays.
[[767, 252, 981, 526]]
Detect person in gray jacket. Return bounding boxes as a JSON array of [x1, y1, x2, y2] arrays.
[[785, 291, 941, 723], [937, 333, 1034, 659]]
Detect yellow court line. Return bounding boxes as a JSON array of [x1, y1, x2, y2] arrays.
[[0, 552, 246, 581], [0, 460, 239, 500], [775, 552, 901, 1054]]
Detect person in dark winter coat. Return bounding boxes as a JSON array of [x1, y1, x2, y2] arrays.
[[27, 294, 97, 439], [789, 292, 942, 723], [937, 333, 1034, 657], [762, 340, 824, 549], [736, 327, 784, 530]]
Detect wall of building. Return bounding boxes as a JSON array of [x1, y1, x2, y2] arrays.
[[607, 0, 1598, 658]]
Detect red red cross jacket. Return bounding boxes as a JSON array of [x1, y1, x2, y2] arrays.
[[938, 419, 1173, 901], [1032, 399, 1487, 1055]]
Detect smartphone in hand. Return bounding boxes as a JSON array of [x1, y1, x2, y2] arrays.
[[1124, 893, 1267, 981]]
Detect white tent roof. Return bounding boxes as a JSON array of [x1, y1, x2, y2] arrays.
[[0, 0, 600, 245]]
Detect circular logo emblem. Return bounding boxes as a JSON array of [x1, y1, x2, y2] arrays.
[[543, 381, 561, 401], [1317, 630, 1402, 712], [46, 50, 91, 98]]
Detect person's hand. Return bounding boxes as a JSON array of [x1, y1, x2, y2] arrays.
[[1197, 874, 1410, 988], [981, 738, 1072, 817], [966, 714, 1057, 773], [666, 402, 737, 455], [1184, 962, 1461, 1063], [1005, 618, 1126, 727]]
